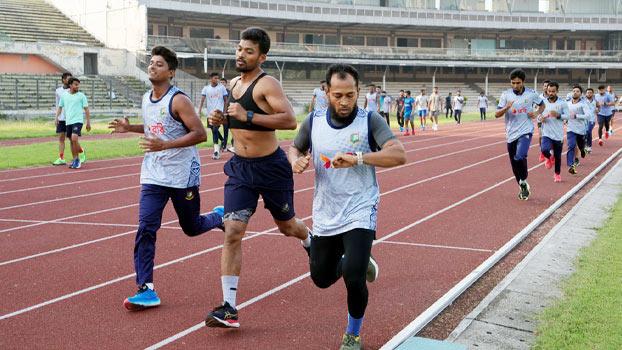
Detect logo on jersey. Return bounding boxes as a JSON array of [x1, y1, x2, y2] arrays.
[[350, 132, 360, 145], [149, 122, 165, 135], [319, 154, 332, 169], [159, 107, 166, 117]]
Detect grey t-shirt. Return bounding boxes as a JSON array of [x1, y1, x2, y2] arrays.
[[294, 109, 396, 152]]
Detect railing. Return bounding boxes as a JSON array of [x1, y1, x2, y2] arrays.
[[154, 0, 622, 22], [148, 36, 622, 63], [0, 76, 136, 114]]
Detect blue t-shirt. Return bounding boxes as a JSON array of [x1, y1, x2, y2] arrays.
[[594, 92, 614, 116], [497, 88, 543, 143], [403, 97, 415, 114]]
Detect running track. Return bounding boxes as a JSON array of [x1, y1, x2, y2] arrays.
[[1, 118, 620, 349]]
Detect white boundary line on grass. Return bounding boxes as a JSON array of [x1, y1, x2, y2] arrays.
[[379, 146, 622, 350]]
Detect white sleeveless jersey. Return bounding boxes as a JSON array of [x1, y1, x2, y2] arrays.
[[310, 108, 379, 236], [366, 92, 378, 112], [140, 86, 201, 189]]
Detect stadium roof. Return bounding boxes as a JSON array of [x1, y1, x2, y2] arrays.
[[195, 53, 622, 70]]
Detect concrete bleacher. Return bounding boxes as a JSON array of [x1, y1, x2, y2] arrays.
[[0, 74, 137, 111], [0, 0, 102, 46]]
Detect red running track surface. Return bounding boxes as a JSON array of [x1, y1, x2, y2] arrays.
[[0, 118, 620, 349]]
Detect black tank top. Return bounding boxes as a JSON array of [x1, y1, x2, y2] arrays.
[[228, 72, 274, 131]]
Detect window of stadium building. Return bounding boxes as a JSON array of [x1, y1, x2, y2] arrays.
[[304, 34, 324, 45], [343, 35, 365, 46], [168, 26, 182, 38], [367, 36, 388, 46], [277, 33, 299, 43], [501, 39, 549, 50], [396, 37, 418, 47], [190, 28, 214, 39], [421, 38, 442, 48]]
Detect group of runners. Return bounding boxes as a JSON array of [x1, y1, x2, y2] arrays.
[[47, 26, 619, 350], [495, 69, 618, 200], [319, 84, 489, 136], [106, 27, 405, 350]]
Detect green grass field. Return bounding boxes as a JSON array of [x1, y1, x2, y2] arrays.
[[0, 112, 483, 169], [534, 195, 622, 349]]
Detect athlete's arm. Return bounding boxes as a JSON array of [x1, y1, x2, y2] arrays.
[[309, 95, 316, 113], [332, 139, 406, 169], [139, 94, 207, 152], [109, 116, 144, 134], [84, 107, 91, 132], [289, 115, 312, 174], [226, 76, 297, 130], [198, 95, 206, 117], [55, 107, 62, 125]]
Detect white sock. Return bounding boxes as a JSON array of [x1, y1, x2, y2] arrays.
[[301, 229, 312, 248], [145, 283, 154, 290], [221, 275, 239, 308], [214, 143, 221, 153]]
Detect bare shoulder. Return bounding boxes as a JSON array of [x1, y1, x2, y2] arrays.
[[256, 75, 283, 94], [230, 76, 242, 86]]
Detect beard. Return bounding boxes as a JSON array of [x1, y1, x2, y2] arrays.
[[329, 104, 358, 119], [235, 61, 256, 73]]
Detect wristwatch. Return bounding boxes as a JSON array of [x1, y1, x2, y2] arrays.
[[356, 151, 364, 166], [246, 111, 254, 126]]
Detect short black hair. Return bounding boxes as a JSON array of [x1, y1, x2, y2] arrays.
[[586, 88, 594, 93], [325, 64, 360, 89], [209, 72, 219, 78], [509, 69, 526, 82], [151, 46, 178, 71], [240, 27, 270, 54], [68, 77, 80, 85], [543, 80, 551, 85], [320, 80, 326, 84], [399, 89, 404, 92], [572, 84, 583, 93], [220, 77, 227, 82], [61, 72, 72, 80], [367, 84, 375, 87], [547, 81, 559, 90], [406, 90, 411, 95], [598, 85, 606, 90]]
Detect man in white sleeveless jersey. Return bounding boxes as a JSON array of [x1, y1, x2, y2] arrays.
[[109, 46, 224, 311], [289, 64, 406, 350]]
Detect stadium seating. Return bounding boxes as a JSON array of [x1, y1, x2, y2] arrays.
[[0, 74, 139, 111], [0, 0, 102, 46]]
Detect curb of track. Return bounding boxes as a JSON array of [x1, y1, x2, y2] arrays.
[[381, 146, 622, 350]]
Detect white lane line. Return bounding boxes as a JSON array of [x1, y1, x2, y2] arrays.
[[0, 218, 181, 230], [0, 122, 496, 194], [143, 148, 549, 349], [0, 135, 511, 260], [380, 147, 622, 350], [0, 134, 519, 325], [0, 130, 506, 232], [378, 240, 495, 253]]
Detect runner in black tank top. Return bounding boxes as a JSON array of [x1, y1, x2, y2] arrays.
[[205, 27, 311, 329]]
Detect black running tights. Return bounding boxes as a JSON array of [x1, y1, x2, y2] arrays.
[[310, 228, 375, 319]]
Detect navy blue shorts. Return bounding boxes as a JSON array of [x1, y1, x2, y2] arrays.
[[223, 147, 295, 223], [66, 123, 83, 138], [56, 120, 66, 134]]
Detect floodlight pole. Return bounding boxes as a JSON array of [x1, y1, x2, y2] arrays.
[[485, 68, 489, 96], [382, 66, 388, 91], [587, 69, 592, 88], [432, 67, 437, 89], [203, 48, 208, 74], [274, 61, 284, 84], [222, 59, 228, 78], [534, 69, 539, 90]]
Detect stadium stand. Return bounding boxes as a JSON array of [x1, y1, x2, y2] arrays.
[[0, 0, 102, 46], [0, 74, 138, 111]]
